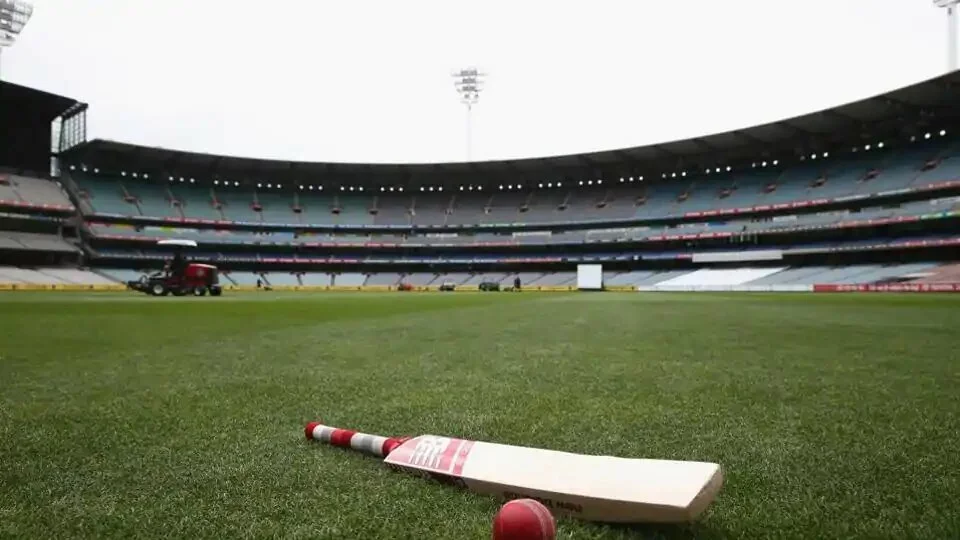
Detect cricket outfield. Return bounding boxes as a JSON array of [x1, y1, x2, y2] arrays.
[[1, 291, 958, 539]]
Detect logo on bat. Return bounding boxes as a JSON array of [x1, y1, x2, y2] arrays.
[[409, 436, 452, 469]]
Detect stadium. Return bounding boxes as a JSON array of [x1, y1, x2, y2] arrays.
[[2, 2, 959, 539], [5, 71, 960, 291]]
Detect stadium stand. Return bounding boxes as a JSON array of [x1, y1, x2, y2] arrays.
[[300, 273, 333, 287], [263, 272, 300, 286], [905, 263, 960, 283], [1, 263, 957, 289], [0, 231, 78, 252], [4, 75, 960, 293], [366, 273, 403, 286], [0, 266, 110, 285], [333, 273, 367, 287], [101, 268, 148, 283], [61, 129, 960, 229], [225, 272, 264, 286], [0, 175, 74, 208], [656, 268, 788, 287]]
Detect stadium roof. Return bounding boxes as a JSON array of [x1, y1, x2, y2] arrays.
[[63, 70, 960, 186], [0, 80, 84, 175]]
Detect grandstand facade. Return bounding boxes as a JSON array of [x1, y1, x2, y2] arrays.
[[2, 72, 960, 291]]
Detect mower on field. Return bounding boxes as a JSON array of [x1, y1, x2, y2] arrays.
[[126, 239, 223, 297]]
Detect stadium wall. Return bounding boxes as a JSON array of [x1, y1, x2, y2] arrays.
[[636, 284, 960, 293]]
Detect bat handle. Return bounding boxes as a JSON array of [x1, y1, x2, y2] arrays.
[[304, 421, 405, 457]]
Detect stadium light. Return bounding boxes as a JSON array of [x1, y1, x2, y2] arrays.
[[452, 67, 486, 161], [934, 0, 960, 72], [0, 0, 33, 80]]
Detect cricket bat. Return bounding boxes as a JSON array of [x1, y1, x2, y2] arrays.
[[304, 421, 723, 523]]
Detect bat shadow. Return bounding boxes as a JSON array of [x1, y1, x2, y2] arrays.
[[574, 521, 728, 540]]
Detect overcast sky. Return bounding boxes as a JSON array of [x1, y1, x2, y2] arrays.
[[2, 0, 955, 164]]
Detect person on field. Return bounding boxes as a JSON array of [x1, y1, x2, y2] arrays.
[[168, 251, 187, 280]]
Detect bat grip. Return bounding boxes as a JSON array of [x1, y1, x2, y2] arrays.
[[305, 421, 404, 457]]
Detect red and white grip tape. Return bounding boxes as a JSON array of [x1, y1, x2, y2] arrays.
[[304, 421, 403, 457]]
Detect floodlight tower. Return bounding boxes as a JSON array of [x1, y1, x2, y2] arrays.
[[453, 67, 486, 161], [0, 0, 34, 80], [935, 0, 960, 72]]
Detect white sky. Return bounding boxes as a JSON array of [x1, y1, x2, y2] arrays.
[[2, 0, 955, 164]]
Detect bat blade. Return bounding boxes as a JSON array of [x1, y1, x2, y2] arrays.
[[383, 435, 722, 523]]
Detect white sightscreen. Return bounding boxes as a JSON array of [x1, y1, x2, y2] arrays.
[[577, 264, 603, 290]]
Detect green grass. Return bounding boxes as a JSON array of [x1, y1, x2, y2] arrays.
[[1, 291, 958, 539]]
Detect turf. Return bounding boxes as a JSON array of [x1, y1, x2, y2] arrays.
[[1, 291, 958, 539]]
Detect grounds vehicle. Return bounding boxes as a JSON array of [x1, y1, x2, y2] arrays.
[[478, 281, 500, 291], [438, 280, 456, 291], [126, 239, 223, 297], [397, 282, 414, 291]]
